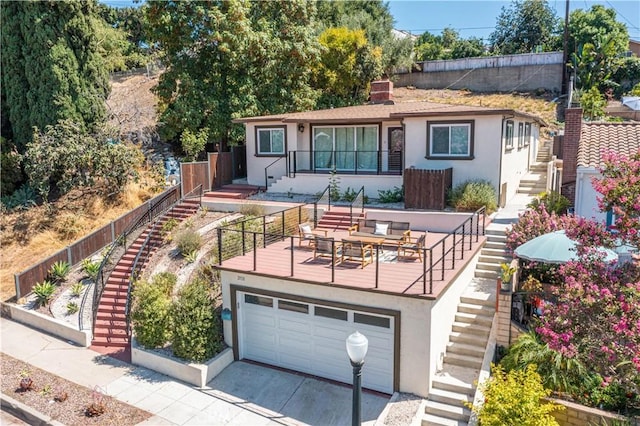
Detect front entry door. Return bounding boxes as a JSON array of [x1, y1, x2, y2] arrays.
[[388, 127, 403, 173]]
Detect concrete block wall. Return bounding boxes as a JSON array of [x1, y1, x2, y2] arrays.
[[549, 398, 639, 426], [496, 291, 512, 347]]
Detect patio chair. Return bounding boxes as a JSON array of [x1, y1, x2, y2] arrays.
[[341, 239, 374, 268], [313, 237, 342, 264], [298, 222, 327, 247], [398, 233, 426, 262]]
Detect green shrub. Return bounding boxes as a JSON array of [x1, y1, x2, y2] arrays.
[[70, 282, 84, 297], [171, 278, 222, 362], [239, 203, 265, 217], [66, 302, 79, 315], [81, 259, 101, 281], [184, 250, 198, 264], [469, 364, 563, 426], [500, 331, 595, 395], [342, 187, 357, 202], [378, 186, 403, 203], [48, 261, 71, 284], [150, 272, 177, 297], [33, 280, 56, 307], [0, 185, 36, 211], [161, 217, 179, 238], [174, 228, 202, 256], [131, 280, 172, 349], [448, 179, 497, 213], [527, 191, 570, 215]]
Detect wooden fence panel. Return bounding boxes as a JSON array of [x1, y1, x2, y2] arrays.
[[208, 152, 233, 189], [181, 161, 209, 195], [69, 224, 113, 265], [403, 168, 453, 210], [15, 250, 69, 299], [113, 203, 148, 236]]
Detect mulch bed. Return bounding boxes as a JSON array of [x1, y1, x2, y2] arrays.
[[1, 353, 151, 425]]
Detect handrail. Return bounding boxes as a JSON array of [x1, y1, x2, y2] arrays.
[[217, 205, 489, 296], [313, 185, 331, 227], [125, 218, 162, 336], [183, 183, 203, 202], [264, 157, 285, 190], [349, 186, 365, 225]]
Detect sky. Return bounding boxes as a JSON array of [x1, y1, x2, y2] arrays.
[[387, 0, 640, 40], [101, 0, 640, 41]]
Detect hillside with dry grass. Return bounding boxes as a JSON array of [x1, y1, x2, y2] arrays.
[[0, 75, 560, 301]]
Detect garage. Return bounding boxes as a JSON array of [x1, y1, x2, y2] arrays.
[[237, 291, 396, 394]]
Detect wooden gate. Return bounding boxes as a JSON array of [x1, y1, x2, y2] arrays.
[[181, 161, 210, 195], [403, 168, 452, 210], [208, 152, 233, 189]]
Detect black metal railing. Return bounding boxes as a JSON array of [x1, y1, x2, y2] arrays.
[[313, 185, 331, 227], [288, 150, 403, 176], [125, 219, 162, 336], [264, 157, 286, 189], [217, 206, 488, 295], [349, 186, 365, 224]]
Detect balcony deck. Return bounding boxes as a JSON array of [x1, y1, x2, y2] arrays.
[[218, 229, 486, 299]]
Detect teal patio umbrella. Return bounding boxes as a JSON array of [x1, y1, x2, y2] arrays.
[[514, 230, 618, 264]]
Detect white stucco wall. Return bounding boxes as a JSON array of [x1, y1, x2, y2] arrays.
[[575, 167, 606, 223], [500, 119, 538, 203], [365, 209, 476, 233], [245, 121, 297, 188], [268, 174, 403, 198], [219, 270, 435, 397]]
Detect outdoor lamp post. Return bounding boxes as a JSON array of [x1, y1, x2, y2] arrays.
[[346, 331, 368, 426]]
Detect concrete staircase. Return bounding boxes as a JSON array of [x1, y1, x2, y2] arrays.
[[474, 228, 509, 280], [518, 140, 553, 196], [90, 200, 199, 361], [316, 207, 365, 231], [423, 280, 496, 426]]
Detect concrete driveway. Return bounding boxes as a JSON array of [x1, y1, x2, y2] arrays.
[[201, 361, 390, 425]]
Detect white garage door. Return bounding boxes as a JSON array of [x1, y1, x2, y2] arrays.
[[238, 292, 395, 394]]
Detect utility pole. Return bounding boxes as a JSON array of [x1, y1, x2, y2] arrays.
[[561, 0, 570, 97]]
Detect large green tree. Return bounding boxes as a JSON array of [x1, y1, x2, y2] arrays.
[[489, 0, 562, 54], [0, 1, 110, 151], [145, 0, 320, 147], [568, 5, 629, 90], [415, 27, 485, 61]]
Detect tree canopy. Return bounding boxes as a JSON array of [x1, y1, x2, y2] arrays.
[[415, 27, 485, 61], [1, 1, 110, 151], [146, 0, 321, 147], [489, 0, 562, 54]]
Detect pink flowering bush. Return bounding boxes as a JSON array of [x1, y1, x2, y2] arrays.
[[507, 150, 640, 410]]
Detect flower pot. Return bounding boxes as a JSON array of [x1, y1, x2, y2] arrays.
[[499, 277, 511, 292]]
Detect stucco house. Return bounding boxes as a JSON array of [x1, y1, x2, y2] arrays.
[[561, 107, 640, 225], [233, 81, 547, 207]]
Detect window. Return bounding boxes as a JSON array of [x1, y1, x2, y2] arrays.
[[314, 306, 347, 321], [524, 123, 531, 146], [278, 300, 309, 314], [245, 294, 273, 307], [505, 120, 514, 150], [256, 127, 285, 156], [354, 313, 390, 328], [426, 121, 474, 159], [517, 123, 524, 149], [313, 125, 379, 171]]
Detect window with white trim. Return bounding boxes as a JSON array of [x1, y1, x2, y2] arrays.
[[313, 125, 378, 171], [505, 120, 514, 150], [524, 123, 531, 146], [426, 121, 473, 159], [256, 127, 285, 156], [517, 122, 524, 149]]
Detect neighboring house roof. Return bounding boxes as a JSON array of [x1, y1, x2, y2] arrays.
[[233, 101, 547, 126], [577, 122, 640, 168]]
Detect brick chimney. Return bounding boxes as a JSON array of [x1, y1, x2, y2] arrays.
[[370, 79, 394, 104], [560, 107, 582, 205]]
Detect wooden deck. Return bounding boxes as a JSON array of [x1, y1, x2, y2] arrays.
[[218, 230, 486, 299]]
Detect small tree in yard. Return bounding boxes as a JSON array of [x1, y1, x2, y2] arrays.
[[171, 278, 223, 362]]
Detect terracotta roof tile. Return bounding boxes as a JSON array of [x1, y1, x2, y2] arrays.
[[234, 101, 546, 125], [578, 122, 640, 168]]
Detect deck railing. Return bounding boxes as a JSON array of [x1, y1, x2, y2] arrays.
[[217, 206, 487, 295], [349, 186, 365, 223], [288, 150, 403, 176]]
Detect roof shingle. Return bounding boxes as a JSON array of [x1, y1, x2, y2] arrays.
[[578, 122, 640, 168]]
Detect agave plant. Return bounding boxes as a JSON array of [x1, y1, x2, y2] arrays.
[[33, 280, 56, 307], [81, 259, 100, 281], [48, 260, 71, 284], [66, 302, 79, 315], [70, 282, 84, 297]]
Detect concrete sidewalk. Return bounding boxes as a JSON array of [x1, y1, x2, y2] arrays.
[[0, 318, 388, 425]]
